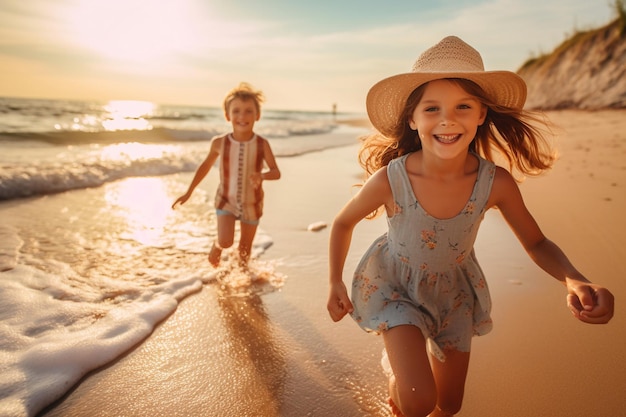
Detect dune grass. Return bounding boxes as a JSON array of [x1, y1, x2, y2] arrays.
[[519, 0, 625, 71]]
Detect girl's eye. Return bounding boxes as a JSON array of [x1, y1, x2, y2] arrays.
[[458, 104, 471, 109], [424, 106, 438, 112]]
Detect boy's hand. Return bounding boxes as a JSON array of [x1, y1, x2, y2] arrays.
[[327, 281, 354, 322], [172, 193, 190, 209], [566, 280, 614, 324], [249, 173, 262, 189]]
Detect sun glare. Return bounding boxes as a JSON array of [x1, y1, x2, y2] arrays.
[[103, 177, 175, 248], [68, 0, 201, 63], [102, 100, 155, 131], [100, 142, 175, 161]]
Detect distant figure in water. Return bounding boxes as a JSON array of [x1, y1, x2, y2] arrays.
[[326, 36, 614, 417], [172, 82, 281, 267]]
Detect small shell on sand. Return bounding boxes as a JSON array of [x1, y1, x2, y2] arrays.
[[307, 221, 327, 232]]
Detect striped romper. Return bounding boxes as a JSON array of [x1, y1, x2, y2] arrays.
[[214, 133, 266, 224]]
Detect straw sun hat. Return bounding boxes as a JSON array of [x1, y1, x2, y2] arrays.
[[366, 36, 527, 137]]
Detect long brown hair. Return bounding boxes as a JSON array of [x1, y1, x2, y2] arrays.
[[359, 78, 555, 178]]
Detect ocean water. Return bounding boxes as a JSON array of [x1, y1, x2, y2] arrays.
[[0, 97, 363, 200], [0, 97, 367, 416]]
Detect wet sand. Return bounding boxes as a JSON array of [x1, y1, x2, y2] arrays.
[[40, 110, 626, 416]]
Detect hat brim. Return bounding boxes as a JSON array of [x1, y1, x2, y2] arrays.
[[366, 71, 527, 137]]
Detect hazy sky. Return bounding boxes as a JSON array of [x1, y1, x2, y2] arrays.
[[0, 0, 615, 112]]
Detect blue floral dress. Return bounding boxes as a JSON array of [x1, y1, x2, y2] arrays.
[[350, 152, 495, 361]]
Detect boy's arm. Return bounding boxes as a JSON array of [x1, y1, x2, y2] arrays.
[[249, 139, 281, 189], [172, 138, 221, 208], [261, 139, 281, 181]]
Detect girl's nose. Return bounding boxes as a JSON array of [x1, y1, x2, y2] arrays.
[[440, 110, 456, 126]]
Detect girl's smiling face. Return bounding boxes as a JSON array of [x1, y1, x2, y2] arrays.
[[409, 79, 487, 160]]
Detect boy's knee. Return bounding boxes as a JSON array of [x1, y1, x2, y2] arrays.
[[217, 238, 233, 249]]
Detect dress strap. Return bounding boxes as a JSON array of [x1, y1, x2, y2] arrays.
[[386, 154, 412, 207], [471, 154, 496, 214]]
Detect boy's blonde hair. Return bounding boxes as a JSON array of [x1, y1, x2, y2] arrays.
[[223, 82, 265, 114]]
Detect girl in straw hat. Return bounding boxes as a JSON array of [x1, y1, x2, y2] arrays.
[[326, 36, 613, 417]]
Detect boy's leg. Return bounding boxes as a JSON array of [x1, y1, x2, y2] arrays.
[[208, 243, 222, 267], [237, 222, 258, 265], [210, 213, 236, 266], [383, 325, 437, 417]]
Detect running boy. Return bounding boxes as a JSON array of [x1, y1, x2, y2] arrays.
[[172, 82, 281, 266]]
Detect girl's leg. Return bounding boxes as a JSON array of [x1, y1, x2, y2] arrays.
[[383, 325, 437, 417], [428, 349, 470, 417], [237, 222, 258, 265], [210, 214, 236, 266]]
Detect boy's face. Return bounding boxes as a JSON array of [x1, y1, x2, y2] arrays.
[[225, 98, 260, 134]]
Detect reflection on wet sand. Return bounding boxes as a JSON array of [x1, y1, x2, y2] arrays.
[[216, 293, 286, 416]]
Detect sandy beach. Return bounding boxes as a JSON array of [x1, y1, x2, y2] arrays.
[[38, 110, 625, 417]]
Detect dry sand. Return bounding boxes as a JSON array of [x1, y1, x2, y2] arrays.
[[40, 110, 626, 417]]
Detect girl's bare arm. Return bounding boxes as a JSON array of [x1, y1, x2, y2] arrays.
[[327, 167, 393, 321], [490, 166, 614, 324]]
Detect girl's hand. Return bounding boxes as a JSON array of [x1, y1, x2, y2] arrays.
[[566, 279, 614, 324], [327, 281, 354, 322]]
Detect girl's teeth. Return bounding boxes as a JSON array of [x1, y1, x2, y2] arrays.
[[436, 134, 458, 144]]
